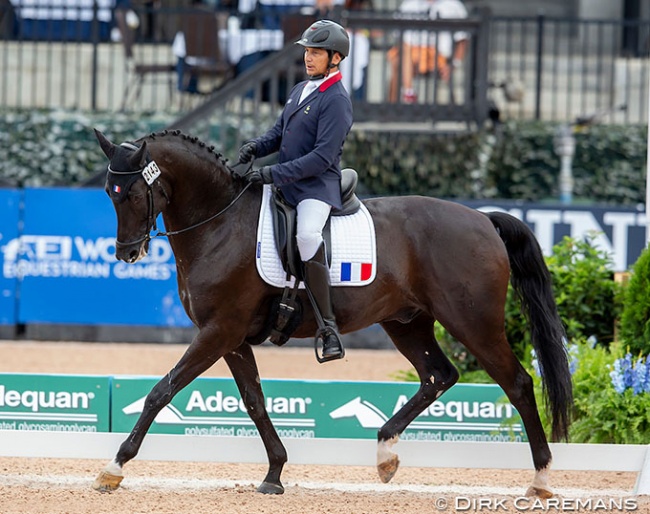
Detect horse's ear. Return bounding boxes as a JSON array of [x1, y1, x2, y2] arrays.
[[130, 140, 148, 167], [94, 129, 116, 159]]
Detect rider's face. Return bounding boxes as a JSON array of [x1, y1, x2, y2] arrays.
[[304, 47, 340, 77]]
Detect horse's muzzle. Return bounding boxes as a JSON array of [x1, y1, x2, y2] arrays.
[[115, 239, 149, 263]]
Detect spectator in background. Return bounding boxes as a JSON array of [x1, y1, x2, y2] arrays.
[[388, 0, 468, 103], [313, 0, 373, 100]]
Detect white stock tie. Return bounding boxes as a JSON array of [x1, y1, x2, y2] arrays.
[[299, 81, 319, 105]]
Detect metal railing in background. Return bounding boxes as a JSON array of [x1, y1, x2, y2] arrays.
[[488, 14, 650, 124], [161, 10, 489, 157], [1, 2, 649, 126], [344, 11, 489, 127]]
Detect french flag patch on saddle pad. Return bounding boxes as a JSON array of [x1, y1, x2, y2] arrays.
[[256, 185, 377, 288]]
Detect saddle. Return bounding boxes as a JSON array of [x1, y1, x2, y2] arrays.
[[270, 168, 361, 281], [266, 168, 361, 346]]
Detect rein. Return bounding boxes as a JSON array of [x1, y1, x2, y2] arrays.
[[108, 149, 252, 246], [154, 181, 252, 238]]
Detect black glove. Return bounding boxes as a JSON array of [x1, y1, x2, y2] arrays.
[[238, 141, 257, 164], [246, 166, 274, 185]]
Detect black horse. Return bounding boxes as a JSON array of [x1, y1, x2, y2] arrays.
[[92, 129, 571, 498]]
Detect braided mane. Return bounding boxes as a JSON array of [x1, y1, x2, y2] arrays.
[[144, 129, 230, 167]]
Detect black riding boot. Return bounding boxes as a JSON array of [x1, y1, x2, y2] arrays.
[[303, 243, 345, 362]]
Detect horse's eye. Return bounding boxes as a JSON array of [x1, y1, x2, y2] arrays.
[[128, 191, 145, 204]]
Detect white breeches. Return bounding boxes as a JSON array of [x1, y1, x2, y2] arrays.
[[296, 198, 331, 261]]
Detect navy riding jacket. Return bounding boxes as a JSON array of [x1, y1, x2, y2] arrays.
[[250, 73, 353, 210]]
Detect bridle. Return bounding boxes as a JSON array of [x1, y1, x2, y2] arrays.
[[108, 143, 251, 248]]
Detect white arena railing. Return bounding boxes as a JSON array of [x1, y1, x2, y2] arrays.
[[1, 431, 648, 494]]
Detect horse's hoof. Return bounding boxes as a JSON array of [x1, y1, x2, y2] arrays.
[[257, 481, 284, 494], [377, 454, 400, 483], [92, 471, 124, 492], [525, 486, 554, 499]]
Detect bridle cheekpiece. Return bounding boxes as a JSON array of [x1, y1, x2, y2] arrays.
[[107, 142, 165, 249]]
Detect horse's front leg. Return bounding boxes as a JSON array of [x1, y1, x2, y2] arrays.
[[224, 344, 287, 494], [93, 327, 231, 492]]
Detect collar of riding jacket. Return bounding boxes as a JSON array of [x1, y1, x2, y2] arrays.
[[319, 71, 342, 92]]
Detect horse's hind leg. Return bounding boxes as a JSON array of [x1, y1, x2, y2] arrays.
[[93, 329, 228, 492], [463, 334, 554, 497], [224, 344, 287, 494], [377, 315, 459, 483]]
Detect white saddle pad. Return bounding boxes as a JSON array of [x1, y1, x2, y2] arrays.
[[255, 185, 377, 288]]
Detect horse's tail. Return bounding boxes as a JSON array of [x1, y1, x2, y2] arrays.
[[486, 211, 572, 441]]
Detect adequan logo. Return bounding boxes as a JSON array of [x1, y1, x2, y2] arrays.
[[0, 384, 98, 423], [123, 392, 315, 427], [329, 396, 522, 432]]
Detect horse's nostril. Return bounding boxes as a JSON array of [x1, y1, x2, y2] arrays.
[[129, 250, 139, 262]]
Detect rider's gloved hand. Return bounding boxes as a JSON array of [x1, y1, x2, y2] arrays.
[[246, 166, 274, 185], [238, 141, 257, 164]]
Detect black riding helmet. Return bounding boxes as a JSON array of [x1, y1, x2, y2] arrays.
[[296, 20, 350, 60]]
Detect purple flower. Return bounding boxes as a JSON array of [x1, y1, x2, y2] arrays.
[[610, 353, 650, 395]]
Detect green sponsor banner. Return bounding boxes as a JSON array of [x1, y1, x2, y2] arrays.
[[0, 373, 110, 432], [112, 377, 526, 442]]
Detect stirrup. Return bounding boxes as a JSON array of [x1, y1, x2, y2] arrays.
[[314, 326, 345, 364]]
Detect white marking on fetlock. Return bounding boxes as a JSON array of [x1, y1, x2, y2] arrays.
[[105, 459, 123, 477], [526, 461, 553, 498], [377, 435, 398, 464], [377, 435, 400, 483], [93, 459, 125, 492]]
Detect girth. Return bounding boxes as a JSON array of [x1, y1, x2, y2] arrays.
[[270, 168, 361, 281]]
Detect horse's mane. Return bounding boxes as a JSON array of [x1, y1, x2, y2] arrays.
[[143, 129, 230, 168]]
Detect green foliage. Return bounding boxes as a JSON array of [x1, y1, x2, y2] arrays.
[[485, 121, 558, 201], [345, 120, 647, 205], [0, 109, 172, 187], [536, 339, 650, 444], [2, 109, 647, 207], [571, 125, 649, 205], [618, 245, 650, 355], [343, 129, 488, 198], [545, 235, 623, 346], [535, 341, 650, 444]]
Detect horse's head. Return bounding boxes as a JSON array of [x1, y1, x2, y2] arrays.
[[94, 129, 169, 263]]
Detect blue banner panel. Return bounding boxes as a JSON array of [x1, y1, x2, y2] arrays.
[[14, 188, 191, 327], [0, 189, 21, 325]]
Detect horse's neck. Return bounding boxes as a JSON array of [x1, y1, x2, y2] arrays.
[[152, 142, 230, 207], [150, 141, 250, 240]]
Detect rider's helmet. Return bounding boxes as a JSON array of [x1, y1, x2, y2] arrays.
[[296, 20, 350, 59]]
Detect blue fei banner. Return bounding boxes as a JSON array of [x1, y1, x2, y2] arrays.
[[0, 189, 21, 325], [2, 188, 190, 326]]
